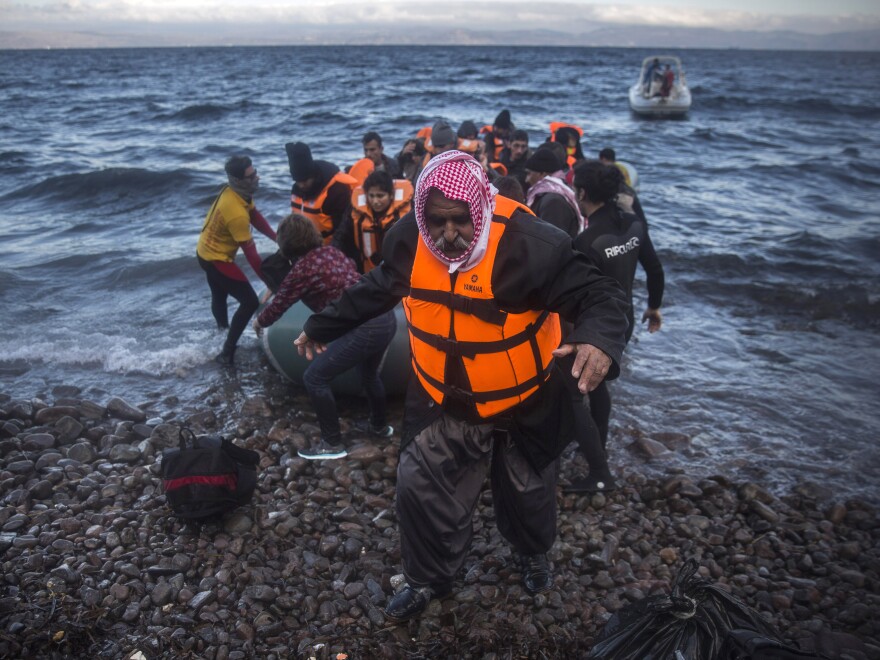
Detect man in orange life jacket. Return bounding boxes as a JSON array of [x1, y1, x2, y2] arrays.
[[285, 141, 356, 244], [294, 150, 629, 622]]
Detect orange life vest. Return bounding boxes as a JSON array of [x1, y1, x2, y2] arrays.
[[290, 171, 358, 244], [402, 196, 561, 418], [549, 122, 585, 168], [348, 157, 375, 186], [350, 179, 414, 273], [480, 124, 505, 161]]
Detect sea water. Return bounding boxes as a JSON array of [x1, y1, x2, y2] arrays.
[[0, 46, 878, 501]]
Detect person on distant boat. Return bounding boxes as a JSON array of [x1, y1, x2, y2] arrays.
[[563, 160, 664, 494], [598, 147, 648, 224], [499, 129, 532, 191], [643, 58, 660, 96], [660, 64, 675, 98], [333, 170, 414, 273], [286, 142, 357, 245], [481, 109, 513, 163], [196, 155, 277, 366], [395, 137, 427, 185], [293, 150, 629, 622], [253, 213, 397, 460], [524, 147, 584, 239]]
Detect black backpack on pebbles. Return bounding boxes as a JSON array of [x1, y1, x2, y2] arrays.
[[160, 428, 259, 521]]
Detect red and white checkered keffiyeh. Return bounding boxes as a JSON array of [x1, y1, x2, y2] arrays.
[[415, 150, 497, 272]]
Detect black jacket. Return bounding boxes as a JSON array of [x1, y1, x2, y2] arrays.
[[574, 203, 664, 341], [530, 192, 580, 239], [291, 160, 351, 234], [304, 208, 629, 468]]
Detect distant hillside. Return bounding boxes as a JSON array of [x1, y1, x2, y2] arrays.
[[1, 25, 878, 51]]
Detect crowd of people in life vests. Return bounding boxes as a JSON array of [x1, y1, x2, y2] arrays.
[[195, 108, 665, 622]]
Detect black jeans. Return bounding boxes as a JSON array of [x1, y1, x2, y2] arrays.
[[198, 255, 259, 352], [302, 310, 397, 442]]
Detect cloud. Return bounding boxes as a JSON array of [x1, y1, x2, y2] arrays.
[[2, 0, 878, 35]]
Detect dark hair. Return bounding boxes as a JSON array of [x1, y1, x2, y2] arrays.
[[573, 160, 622, 204], [224, 155, 252, 179], [363, 169, 394, 195], [494, 176, 525, 204], [276, 213, 322, 259], [362, 131, 383, 147], [545, 142, 568, 170], [553, 127, 585, 161], [598, 147, 616, 162], [511, 129, 529, 143]]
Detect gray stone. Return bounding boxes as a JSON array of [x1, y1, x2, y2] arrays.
[[79, 400, 107, 420], [28, 480, 54, 500], [240, 396, 272, 417], [6, 460, 35, 475], [151, 582, 175, 606], [67, 442, 97, 463], [34, 406, 80, 425], [22, 433, 56, 451], [55, 416, 84, 444], [150, 424, 181, 449], [189, 591, 216, 611], [223, 513, 252, 535], [122, 601, 141, 622], [106, 397, 147, 423], [79, 585, 102, 607], [34, 452, 63, 470], [635, 437, 672, 459], [244, 585, 276, 603], [108, 444, 142, 463]]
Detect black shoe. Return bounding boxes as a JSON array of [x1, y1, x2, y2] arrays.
[[214, 348, 235, 366], [297, 440, 347, 460], [563, 474, 617, 494], [352, 421, 394, 438], [384, 585, 431, 622], [520, 553, 553, 595]]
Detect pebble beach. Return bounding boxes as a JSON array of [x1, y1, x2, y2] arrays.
[[1, 354, 878, 660]]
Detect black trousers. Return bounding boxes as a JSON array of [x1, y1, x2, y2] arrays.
[[396, 412, 558, 589], [197, 256, 259, 351]]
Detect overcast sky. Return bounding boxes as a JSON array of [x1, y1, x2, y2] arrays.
[[3, 0, 879, 37]]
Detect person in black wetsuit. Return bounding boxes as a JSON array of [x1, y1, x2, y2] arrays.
[[564, 160, 665, 493]]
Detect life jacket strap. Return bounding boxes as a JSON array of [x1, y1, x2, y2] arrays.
[[408, 288, 508, 326], [406, 310, 551, 359], [413, 357, 554, 405]]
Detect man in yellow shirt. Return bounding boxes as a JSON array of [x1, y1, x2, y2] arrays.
[[196, 155, 276, 366]]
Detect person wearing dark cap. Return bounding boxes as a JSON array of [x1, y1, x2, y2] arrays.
[[197, 155, 277, 366], [524, 147, 584, 239], [481, 109, 513, 163], [457, 120, 479, 141], [426, 120, 458, 157], [286, 142, 357, 245]]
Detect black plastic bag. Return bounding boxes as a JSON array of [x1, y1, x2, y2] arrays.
[[161, 429, 259, 521], [587, 559, 823, 660]]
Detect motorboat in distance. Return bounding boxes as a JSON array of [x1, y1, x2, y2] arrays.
[[629, 55, 691, 117]]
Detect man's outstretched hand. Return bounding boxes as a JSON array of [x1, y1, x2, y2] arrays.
[[294, 331, 327, 361], [552, 343, 611, 393]]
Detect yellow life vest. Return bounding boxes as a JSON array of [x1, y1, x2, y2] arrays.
[[290, 171, 358, 244], [350, 179, 414, 273], [402, 197, 561, 418]]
